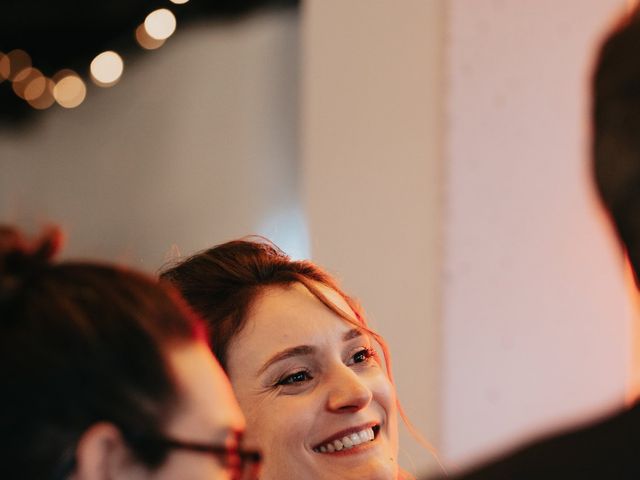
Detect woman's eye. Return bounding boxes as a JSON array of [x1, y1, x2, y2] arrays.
[[277, 370, 312, 386], [350, 347, 376, 365]]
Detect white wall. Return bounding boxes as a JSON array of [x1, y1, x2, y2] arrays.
[[302, 1, 445, 476], [302, 0, 636, 477], [442, 0, 632, 470], [0, 10, 306, 268]]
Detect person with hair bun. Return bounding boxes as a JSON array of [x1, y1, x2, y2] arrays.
[[0, 226, 260, 480], [161, 238, 438, 480]]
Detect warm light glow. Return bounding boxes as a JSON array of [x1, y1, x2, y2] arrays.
[[52, 69, 76, 83], [7, 49, 31, 81], [53, 72, 86, 108], [90, 50, 124, 87], [2, 3, 191, 108], [24, 74, 47, 101], [144, 9, 177, 40], [0, 53, 9, 81], [27, 77, 55, 110], [12, 65, 32, 84], [12, 67, 44, 99], [135, 24, 166, 50]]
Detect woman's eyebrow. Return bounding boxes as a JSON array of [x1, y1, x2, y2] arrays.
[[257, 345, 314, 376], [343, 328, 363, 342]]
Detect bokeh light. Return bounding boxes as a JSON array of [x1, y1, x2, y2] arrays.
[[53, 71, 86, 108], [52, 69, 76, 83], [7, 49, 31, 81], [12, 67, 43, 99], [144, 9, 177, 40], [0, 53, 9, 82], [135, 24, 166, 50], [90, 50, 124, 87], [27, 78, 55, 110], [24, 74, 47, 101], [3, 2, 192, 108]]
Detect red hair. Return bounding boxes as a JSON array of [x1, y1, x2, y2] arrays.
[[160, 237, 446, 477]]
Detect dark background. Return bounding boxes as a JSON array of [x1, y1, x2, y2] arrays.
[[0, 0, 298, 125]]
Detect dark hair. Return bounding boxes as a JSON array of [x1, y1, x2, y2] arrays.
[[593, 7, 640, 282], [160, 237, 445, 473], [160, 236, 446, 474], [159, 237, 389, 371], [0, 226, 204, 478]]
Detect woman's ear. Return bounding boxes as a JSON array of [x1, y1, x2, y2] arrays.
[[73, 422, 138, 480]]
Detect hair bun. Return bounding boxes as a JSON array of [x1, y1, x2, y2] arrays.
[[0, 225, 64, 303]]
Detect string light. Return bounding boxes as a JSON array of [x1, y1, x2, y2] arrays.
[[90, 51, 124, 87], [13, 67, 43, 99], [27, 77, 55, 109], [7, 49, 31, 81], [135, 24, 165, 50], [144, 9, 177, 41], [53, 72, 86, 108], [23, 73, 47, 101], [2, 2, 188, 110], [0, 53, 9, 81]]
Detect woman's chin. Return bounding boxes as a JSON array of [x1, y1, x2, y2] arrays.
[[261, 445, 398, 480], [312, 461, 397, 480], [309, 444, 398, 480]]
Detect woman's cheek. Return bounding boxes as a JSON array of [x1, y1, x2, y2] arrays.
[[276, 396, 318, 441], [365, 368, 396, 403]]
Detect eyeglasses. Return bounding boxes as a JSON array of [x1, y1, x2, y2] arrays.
[[142, 435, 262, 480], [53, 431, 262, 480]]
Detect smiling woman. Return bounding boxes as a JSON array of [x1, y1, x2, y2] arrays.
[[229, 282, 399, 480], [160, 238, 425, 480]]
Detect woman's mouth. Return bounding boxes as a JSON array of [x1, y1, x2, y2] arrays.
[[312, 425, 380, 453]]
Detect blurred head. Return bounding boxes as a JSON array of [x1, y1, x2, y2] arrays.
[[0, 226, 253, 480], [593, 6, 640, 282], [160, 239, 399, 480]]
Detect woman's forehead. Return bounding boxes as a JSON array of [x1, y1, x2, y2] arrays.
[[250, 283, 353, 330], [229, 283, 361, 362]]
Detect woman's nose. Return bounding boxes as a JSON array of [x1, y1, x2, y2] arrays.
[[326, 365, 373, 413]]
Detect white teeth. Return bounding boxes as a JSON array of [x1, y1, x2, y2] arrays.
[[314, 427, 376, 453]]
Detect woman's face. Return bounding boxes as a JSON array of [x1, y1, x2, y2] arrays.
[[226, 282, 399, 480]]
